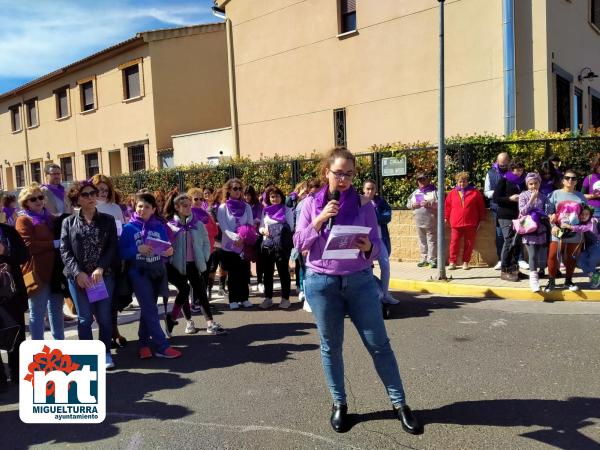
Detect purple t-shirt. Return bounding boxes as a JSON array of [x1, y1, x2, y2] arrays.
[[582, 173, 600, 209], [293, 195, 381, 276]]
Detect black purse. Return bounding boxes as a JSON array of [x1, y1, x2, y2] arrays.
[[0, 262, 16, 300]]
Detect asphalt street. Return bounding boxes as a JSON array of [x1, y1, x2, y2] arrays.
[[1, 291, 600, 450]]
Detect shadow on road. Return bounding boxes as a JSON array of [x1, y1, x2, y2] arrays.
[[386, 294, 481, 320], [419, 397, 600, 449]]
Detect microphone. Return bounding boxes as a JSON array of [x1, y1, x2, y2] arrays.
[[327, 190, 340, 230]]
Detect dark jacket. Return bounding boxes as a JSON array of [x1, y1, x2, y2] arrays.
[[486, 167, 504, 211], [373, 196, 392, 254], [60, 209, 118, 279], [0, 224, 29, 314], [50, 214, 71, 295], [493, 178, 522, 220]]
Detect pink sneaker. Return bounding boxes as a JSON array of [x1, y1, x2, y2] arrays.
[[156, 347, 182, 359]]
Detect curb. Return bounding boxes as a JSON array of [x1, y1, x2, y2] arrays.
[[389, 278, 600, 302]]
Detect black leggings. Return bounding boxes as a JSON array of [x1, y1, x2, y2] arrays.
[[261, 250, 291, 300], [167, 263, 212, 321], [0, 304, 25, 382], [221, 250, 250, 303]]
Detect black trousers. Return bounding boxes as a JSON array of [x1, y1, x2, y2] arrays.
[[167, 262, 212, 321], [221, 250, 250, 303], [261, 249, 291, 300], [0, 304, 25, 382]]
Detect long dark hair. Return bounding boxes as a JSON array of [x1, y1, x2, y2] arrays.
[[244, 185, 259, 205]]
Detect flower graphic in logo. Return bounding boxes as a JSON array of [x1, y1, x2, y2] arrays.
[[23, 345, 80, 396]]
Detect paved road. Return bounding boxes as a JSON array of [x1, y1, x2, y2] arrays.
[[1, 292, 600, 449]]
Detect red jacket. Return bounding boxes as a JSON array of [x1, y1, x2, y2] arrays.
[[444, 187, 486, 228]]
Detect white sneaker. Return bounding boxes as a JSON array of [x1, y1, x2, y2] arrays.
[[493, 261, 502, 270], [257, 283, 265, 294], [259, 298, 273, 309], [241, 300, 254, 308], [383, 294, 400, 305], [229, 302, 240, 310], [279, 298, 291, 309], [518, 260, 530, 270], [462, 262, 470, 270], [529, 272, 540, 293], [303, 301, 312, 312], [105, 353, 115, 370], [298, 291, 306, 302], [185, 320, 199, 334]]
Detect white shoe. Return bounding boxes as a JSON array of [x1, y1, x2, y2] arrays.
[[241, 300, 254, 308], [257, 283, 265, 294], [529, 272, 540, 293], [518, 260, 530, 270], [185, 320, 199, 334], [462, 262, 470, 270], [229, 302, 240, 310], [298, 291, 306, 302], [303, 301, 312, 312], [259, 298, 273, 309], [279, 298, 291, 309], [493, 261, 502, 270], [105, 353, 115, 370], [448, 263, 457, 270], [383, 294, 400, 305]]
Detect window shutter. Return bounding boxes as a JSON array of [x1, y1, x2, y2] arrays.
[[341, 0, 356, 14], [126, 65, 140, 98], [83, 83, 94, 107], [59, 90, 68, 117]]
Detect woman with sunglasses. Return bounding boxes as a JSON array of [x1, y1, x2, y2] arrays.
[[60, 182, 118, 369], [545, 169, 588, 292], [16, 183, 64, 341], [217, 178, 254, 310], [294, 147, 421, 435]]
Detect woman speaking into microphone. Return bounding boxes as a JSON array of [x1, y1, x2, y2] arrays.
[[294, 147, 421, 434]]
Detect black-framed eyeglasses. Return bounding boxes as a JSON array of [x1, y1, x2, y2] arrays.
[[330, 171, 354, 181], [231, 186, 242, 192], [564, 176, 577, 181], [80, 191, 98, 199], [193, 197, 201, 202], [27, 195, 45, 203]]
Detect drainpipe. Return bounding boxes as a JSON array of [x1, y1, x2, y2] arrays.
[[21, 95, 31, 184], [503, 0, 516, 136]]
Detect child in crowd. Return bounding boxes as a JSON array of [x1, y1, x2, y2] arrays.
[[563, 206, 600, 288]]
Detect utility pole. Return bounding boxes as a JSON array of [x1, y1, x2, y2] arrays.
[[437, 0, 447, 281]]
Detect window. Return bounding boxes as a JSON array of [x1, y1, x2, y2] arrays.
[[339, 0, 357, 33], [333, 108, 347, 147], [15, 164, 25, 187], [80, 80, 95, 111], [574, 88, 583, 132], [556, 74, 571, 131], [85, 152, 100, 178], [123, 64, 141, 99], [30, 161, 41, 183], [25, 98, 38, 127], [159, 150, 174, 169], [55, 87, 69, 119], [9, 105, 21, 132], [592, 0, 600, 28], [592, 95, 600, 128], [60, 156, 74, 182], [128, 145, 146, 172]]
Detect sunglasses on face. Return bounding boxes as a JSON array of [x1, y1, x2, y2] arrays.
[[564, 176, 577, 181], [80, 191, 98, 199], [230, 186, 242, 192], [27, 195, 45, 203]]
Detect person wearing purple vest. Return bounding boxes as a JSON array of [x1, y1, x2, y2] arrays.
[[294, 147, 421, 435], [581, 154, 600, 218]]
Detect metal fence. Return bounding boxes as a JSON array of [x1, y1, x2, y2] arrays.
[[112, 137, 600, 209]]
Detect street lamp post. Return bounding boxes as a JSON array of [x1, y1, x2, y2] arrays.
[[437, 0, 447, 281]]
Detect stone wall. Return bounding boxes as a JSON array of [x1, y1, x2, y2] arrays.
[[388, 210, 498, 267]]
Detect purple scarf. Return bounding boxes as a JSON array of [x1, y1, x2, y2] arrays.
[[264, 203, 286, 223], [504, 171, 526, 191], [540, 178, 556, 196], [2, 207, 15, 219], [314, 185, 360, 229], [23, 207, 53, 228], [492, 162, 507, 175], [42, 183, 65, 201], [455, 184, 475, 197], [192, 207, 211, 225], [200, 200, 209, 210], [226, 199, 247, 219], [418, 184, 437, 194], [168, 214, 199, 240], [129, 212, 163, 241]]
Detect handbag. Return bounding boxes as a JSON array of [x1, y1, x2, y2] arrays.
[[513, 215, 538, 235], [0, 304, 20, 352], [23, 270, 42, 296], [0, 263, 16, 300]]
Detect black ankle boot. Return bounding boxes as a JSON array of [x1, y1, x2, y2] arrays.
[[330, 404, 349, 433], [394, 404, 422, 435]]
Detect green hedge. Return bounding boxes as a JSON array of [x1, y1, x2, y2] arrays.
[[113, 130, 600, 209]]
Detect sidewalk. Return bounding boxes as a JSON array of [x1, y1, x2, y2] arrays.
[[388, 261, 600, 301]]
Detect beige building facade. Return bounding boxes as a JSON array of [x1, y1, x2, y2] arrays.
[[0, 23, 230, 190], [216, 0, 600, 158]]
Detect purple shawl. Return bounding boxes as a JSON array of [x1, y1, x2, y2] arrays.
[[504, 171, 526, 191], [418, 184, 437, 194], [168, 214, 199, 241], [226, 199, 247, 219], [264, 203, 286, 223], [129, 212, 164, 241], [23, 207, 53, 228], [42, 183, 65, 201], [192, 207, 211, 225], [314, 185, 360, 228], [492, 162, 508, 175], [2, 207, 16, 219]]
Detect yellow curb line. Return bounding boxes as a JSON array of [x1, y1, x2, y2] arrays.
[[389, 278, 600, 302]]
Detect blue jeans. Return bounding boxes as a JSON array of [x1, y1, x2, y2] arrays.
[[68, 276, 114, 352], [577, 243, 600, 275], [28, 284, 64, 340], [378, 243, 391, 297], [129, 267, 169, 352], [304, 268, 406, 406]]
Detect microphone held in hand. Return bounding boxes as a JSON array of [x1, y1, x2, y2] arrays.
[[327, 190, 341, 230]]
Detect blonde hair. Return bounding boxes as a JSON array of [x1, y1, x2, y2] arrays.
[[18, 183, 44, 209], [187, 187, 203, 199], [455, 171, 470, 183]]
